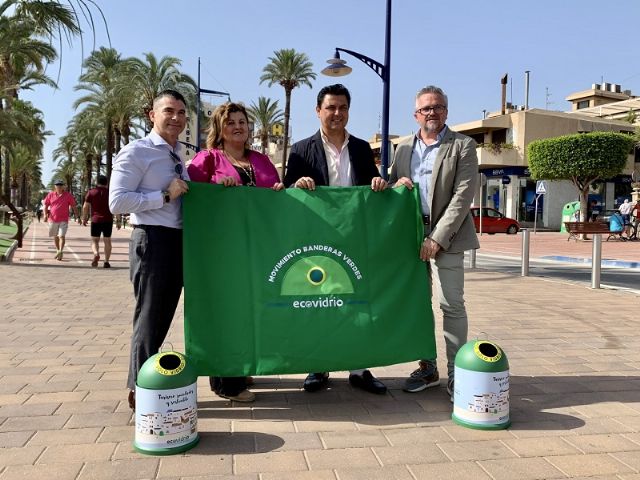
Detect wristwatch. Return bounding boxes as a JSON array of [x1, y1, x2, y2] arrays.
[[162, 190, 171, 204]]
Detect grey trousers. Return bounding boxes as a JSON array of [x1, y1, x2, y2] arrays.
[[426, 250, 468, 379], [127, 225, 183, 389]]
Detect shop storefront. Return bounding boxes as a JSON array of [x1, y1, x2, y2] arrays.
[[478, 167, 536, 223]]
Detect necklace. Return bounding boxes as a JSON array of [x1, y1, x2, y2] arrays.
[[224, 150, 256, 187]]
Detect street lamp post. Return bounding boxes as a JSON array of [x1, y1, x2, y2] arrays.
[[320, 0, 392, 179], [196, 57, 230, 152]]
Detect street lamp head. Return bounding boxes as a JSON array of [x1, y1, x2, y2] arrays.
[[321, 50, 352, 77]]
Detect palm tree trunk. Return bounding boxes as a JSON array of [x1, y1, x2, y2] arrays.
[[281, 89, 292, 180], [1, 101, 9, 197], [1, 147, 8, 199], [114, 126, 122, 154], [20, 172, 28, 208], [85, 154, 93, 192], [106, 123, 114, 181], [2, 88, 18, 198]]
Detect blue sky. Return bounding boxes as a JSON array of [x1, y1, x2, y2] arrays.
[[22, 0, 640, 183]]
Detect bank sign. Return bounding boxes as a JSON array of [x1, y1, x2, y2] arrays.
[[482, 167, 530, 177], [182, 183, 436, 377]]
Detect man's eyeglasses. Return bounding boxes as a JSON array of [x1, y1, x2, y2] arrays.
[[169, 151, 184, 180], [415, 105, 447, 116]]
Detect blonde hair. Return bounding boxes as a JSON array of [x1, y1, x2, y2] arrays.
[[206, 102, 251, 150]]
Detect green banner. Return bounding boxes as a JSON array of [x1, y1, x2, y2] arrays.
[[183, 182, 435, 376]]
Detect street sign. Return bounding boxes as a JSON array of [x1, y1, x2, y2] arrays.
[[501, 175, 511, 185], [535, 180, 547, 194]]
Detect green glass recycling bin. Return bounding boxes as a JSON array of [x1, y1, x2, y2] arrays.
[[451, 340, 510, 430], [133, 351, 199, 455], [560, 201, 580, 232]]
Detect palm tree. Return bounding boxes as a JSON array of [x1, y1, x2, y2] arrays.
[[0, 0, 107, 200], [74, 47, 135, 180], [259, 49, 316, 178], [0, 103, 41, 154], [0, 15, 57, 97], [128, 52, 197, 131], [1, 0, 80, 38], [247, 97, 284, 155], [58, 110, 103, 194], [112, 90, 138, 150], [2, 0, 109, 73], [10, 144, 42, 208], [0, 13, 57, 197], [0, 99, 48, 206], [0, 0, 108, 224]]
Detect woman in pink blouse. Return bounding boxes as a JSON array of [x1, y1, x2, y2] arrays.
[[188, 102, 283, 191], [187, 102, 282, 403]]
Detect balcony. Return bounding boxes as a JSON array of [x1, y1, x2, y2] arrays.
[[476, 143, 521, 167]]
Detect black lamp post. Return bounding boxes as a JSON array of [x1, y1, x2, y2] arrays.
[[195, 57, 230, 152], [320, 0, 392, 179]]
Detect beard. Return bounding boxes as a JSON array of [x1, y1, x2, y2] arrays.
[[423, 120, 443, 134]]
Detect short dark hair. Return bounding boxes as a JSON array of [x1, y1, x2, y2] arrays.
[[153, 89, 187, 108], [317, 84, 351, 108], [97, 175, 108, 186]]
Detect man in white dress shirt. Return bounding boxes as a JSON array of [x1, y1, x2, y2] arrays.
[[109, 89, 190, 410]]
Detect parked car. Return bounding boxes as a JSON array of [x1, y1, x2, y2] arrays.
[[470, 207, 520, 234]]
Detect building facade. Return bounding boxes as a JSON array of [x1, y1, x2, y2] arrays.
[[378, 83, 638, 230], [452, 108, 636, 229]]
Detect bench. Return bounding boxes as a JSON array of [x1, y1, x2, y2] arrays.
[[564, 221, 620, 241]]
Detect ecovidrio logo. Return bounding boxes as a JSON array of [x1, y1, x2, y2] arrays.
[[267, 244, 363, 309]]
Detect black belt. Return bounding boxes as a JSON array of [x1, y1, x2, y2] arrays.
[[133, 224, 180, 231], [422, 215, 431, 225]]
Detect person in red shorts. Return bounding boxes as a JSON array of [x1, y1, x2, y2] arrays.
[[82, 175, 114, 268], [44, 179, 80, 260]]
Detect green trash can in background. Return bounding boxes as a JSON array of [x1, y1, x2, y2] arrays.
[[134, 351, 199, 455], [560, 201, 580, 232], [452, 340, 510, 430]]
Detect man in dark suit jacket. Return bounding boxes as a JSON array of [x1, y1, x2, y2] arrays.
[[284, 83, 388, 395]]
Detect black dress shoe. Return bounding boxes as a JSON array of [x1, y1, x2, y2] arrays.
[[303, 372, 329, 392], [127, 389, 135, 411], [349, 370, 387, 394]]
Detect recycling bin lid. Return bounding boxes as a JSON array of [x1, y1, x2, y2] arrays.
[[455, 340, 509, 372], [136, 351, 198, 389]]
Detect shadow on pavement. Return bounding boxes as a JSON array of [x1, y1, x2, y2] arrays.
[[193, 375, 638, 433], [188, 431, 285, 455]]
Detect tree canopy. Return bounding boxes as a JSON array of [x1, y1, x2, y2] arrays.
[[247, 96, 283, 155], [528, 131, 635, 221]]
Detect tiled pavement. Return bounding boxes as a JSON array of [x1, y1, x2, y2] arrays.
[[0, 222, 639, 479]]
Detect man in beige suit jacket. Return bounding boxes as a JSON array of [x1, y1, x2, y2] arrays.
[[389, 85, 479, 401]]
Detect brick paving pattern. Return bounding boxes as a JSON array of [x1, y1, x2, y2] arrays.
[[0, 222, 638, 479]]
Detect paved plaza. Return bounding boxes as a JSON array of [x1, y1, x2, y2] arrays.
[[0, 222, 639, 479]]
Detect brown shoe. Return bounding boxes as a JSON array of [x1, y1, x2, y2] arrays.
[[127, 390, 135, 410], [218, 389, 255, 403]]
